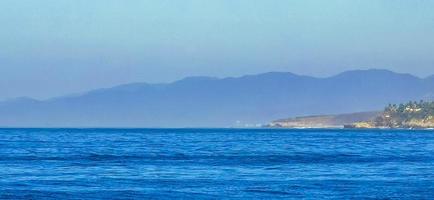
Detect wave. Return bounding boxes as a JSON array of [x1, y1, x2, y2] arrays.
[[1, 153, 432, 165]]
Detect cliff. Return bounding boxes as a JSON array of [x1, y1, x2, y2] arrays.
[[346, 101, 434, 129]]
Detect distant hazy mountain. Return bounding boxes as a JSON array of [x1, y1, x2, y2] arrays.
[[0, 69, 433, 127]]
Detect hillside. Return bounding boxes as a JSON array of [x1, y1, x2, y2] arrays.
[[0, 69, 433, 127], [347, 101, 434, 129], [267, 112, 380, 128]]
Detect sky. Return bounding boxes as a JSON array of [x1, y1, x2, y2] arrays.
[[0, 0, 434, 100]]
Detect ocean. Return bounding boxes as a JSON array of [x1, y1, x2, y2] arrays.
[[0, 128, 433, 199]]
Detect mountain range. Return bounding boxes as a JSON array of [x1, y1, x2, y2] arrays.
[[0, 69, 433, 127]]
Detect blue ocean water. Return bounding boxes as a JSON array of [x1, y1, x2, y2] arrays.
[[0, 128, 434, 199]]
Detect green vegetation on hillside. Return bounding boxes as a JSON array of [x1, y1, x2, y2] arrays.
[[351, 101, 434, 129]]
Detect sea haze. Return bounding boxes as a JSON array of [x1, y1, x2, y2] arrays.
[[0, 69, 433, 127]]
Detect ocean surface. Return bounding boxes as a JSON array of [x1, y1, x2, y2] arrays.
[[1, 128, 434, 199]]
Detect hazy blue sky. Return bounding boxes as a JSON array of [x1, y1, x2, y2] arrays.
[[1, 0, 434, 100]]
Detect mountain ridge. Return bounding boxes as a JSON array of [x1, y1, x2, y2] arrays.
[[0, 69, 433, 127]]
